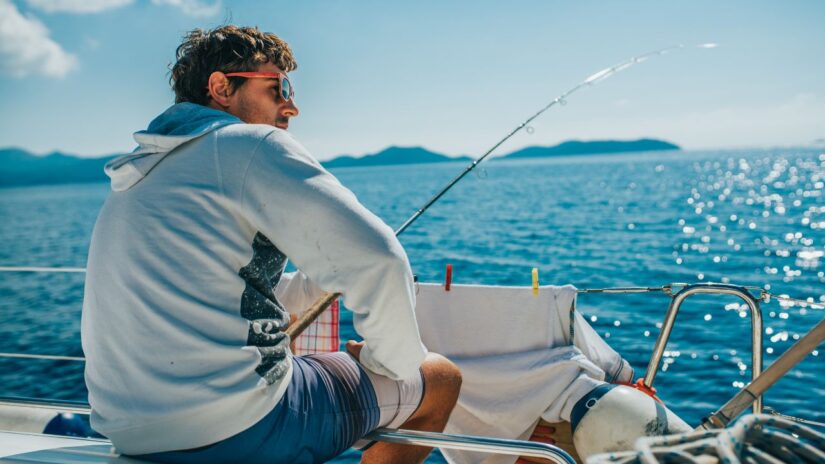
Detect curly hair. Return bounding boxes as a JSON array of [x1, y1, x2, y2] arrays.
[[170, 25, 297, 105]]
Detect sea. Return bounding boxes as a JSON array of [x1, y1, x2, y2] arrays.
[[0, 148, 823, 462]]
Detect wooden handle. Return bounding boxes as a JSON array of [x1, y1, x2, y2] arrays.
[[284, 291, 342, 339]]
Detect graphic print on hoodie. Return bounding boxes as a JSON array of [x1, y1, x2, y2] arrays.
[[239, 232, 291, 385]]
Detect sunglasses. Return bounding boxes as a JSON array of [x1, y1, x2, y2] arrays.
[[224, 72, 294, 102]]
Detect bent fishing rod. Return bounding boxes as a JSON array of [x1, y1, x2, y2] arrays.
[[285, 43, 716, 340]]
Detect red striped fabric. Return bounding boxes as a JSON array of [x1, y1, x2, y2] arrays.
[[294, 299, 340, 355]]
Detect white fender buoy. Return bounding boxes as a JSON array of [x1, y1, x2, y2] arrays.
[[570, 383, 692, 459]]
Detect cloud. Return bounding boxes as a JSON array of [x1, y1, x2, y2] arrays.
[[151, 0, 221, 17], [0, 0, 77, 78], [26, 0, 219, 16], [26, 0, 133, 14]]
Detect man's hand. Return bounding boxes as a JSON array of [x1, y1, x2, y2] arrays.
[[345, 340, 364, 361]]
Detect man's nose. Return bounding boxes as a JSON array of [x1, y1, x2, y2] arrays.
[[282, 99, 299, 118]]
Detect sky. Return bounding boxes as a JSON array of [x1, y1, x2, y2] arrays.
[[0, 0, 824, 160]]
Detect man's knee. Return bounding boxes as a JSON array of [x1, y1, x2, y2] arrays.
[[420, 353, 462, 404], [398, 353, 461, 430]]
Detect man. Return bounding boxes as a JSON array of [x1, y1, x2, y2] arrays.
[[81, 25, 461, 463]]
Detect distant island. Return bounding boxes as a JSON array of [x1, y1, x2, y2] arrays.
[[0, 148, 116, 187], [321, 139, 678, 166], [501, 139, 679, 159], [0, 138, 680, 187], [321, 146, 472, 168]]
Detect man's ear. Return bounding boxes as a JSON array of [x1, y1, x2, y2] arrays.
[[207, 71, 233, 107]]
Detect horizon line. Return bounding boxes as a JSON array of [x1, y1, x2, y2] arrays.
[[3, 139, 824, 161]]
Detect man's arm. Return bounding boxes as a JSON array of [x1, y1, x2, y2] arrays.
[[239, 129, 426, 380]]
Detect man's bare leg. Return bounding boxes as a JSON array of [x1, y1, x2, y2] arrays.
[[360, 352, 462, 464]]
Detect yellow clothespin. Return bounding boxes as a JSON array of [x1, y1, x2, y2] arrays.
[[532, 268, 539, 296]]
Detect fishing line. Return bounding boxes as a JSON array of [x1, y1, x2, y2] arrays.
[[287, 43, 718, 340], [394, 43, 717, 235]]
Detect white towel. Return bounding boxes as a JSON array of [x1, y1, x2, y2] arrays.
[[414, 283, 634, 464]]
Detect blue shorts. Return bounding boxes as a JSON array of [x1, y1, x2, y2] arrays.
[[138, 352, 423, 464]]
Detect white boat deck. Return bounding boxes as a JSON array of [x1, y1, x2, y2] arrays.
[[0, 431, 143, 463]]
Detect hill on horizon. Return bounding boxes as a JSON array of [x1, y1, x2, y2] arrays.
[[0, 148, 116, 187], [321, 146, 471, 168], [0, 138, 680, 187], [502, 139, 680, 159]]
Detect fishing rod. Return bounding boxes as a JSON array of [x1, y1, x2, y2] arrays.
[[285, 43, 717, 340]]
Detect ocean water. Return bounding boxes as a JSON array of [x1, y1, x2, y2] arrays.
[[0, 148, 823, 460]]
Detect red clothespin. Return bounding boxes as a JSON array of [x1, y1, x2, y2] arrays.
[[445, 264, 453, 291]]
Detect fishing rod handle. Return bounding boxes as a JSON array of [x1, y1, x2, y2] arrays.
[[285, 291, 341, 340]]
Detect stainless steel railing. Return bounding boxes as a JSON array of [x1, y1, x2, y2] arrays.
[[0, 352, 84, 362], [9, 269, 818, 424], [0, 396, 91, 415], [641, 282, 763, 414], [367, 428, 576, 463], [0, 397, 575, 462]]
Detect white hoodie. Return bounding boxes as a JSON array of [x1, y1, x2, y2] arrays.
[[81, 103, 426, 455]]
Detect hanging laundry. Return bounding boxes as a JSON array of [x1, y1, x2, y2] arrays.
[[414, 283, 634, 464]]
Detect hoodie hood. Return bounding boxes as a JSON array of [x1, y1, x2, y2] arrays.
[[105, 103, 241, 191]]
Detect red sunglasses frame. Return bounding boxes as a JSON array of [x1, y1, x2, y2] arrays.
[[223, 72, 294, 101]]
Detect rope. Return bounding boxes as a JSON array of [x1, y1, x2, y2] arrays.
[[1, 266, 822, 309], [762, 292, 825, 309], [591, 414, 825, 463], [576, 286, 670, 294], [764, 406, 825, 428]]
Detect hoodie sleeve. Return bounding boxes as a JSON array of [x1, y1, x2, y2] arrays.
[[239, 130, 426, 380]]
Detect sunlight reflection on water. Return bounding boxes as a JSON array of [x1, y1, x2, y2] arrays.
[[0, 148, 822, 462]]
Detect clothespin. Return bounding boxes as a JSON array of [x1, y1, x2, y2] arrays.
[[445, 264, 453, 291], [532, 268, 539, 296]]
